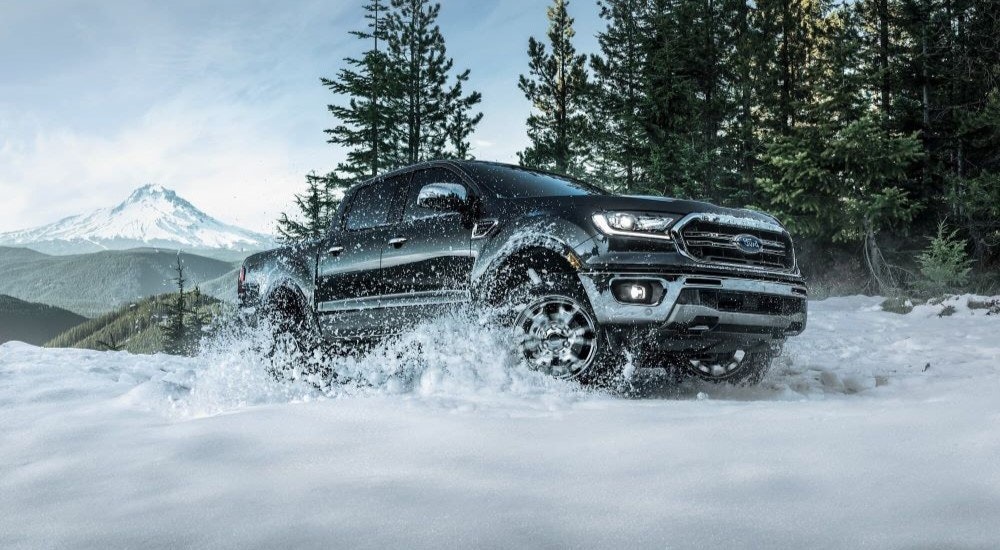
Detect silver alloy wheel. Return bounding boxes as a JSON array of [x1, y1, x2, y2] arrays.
[[688, 349, 747, 379], [513, 295, 598, 379]]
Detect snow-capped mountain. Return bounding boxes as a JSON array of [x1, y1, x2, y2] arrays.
[[0, 184, 274, 255]]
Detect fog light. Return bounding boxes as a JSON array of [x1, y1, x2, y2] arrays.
[[612, 280, 663, 305], [628, 284, 647, 301]]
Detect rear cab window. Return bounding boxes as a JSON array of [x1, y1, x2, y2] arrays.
[[343, 175, 410, 231]]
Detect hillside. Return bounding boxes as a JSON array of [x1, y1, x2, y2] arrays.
[[0, 246, 235, 317], [0, 184, 274, 255], [46, 291, 221, 354], [0, 295, 88, 345], [199, 267, 240, 303]]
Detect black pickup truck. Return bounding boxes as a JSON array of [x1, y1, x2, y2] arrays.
[[239, 160, 807, 385]]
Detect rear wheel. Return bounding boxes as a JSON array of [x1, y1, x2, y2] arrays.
[[264, 290, 321, 381], [685, 349, 775, 386]]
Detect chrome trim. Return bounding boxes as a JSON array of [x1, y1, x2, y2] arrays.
[[472, 219, 498, 239], [318, 290, 470, 313], [683, 230, 787, 249], [578, 272, 807, 326], [666, 304, 802, 329], [670, 213, 799, 275], [417, 183, 468, 209]]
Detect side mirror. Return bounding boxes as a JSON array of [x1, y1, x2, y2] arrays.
[[417, 183, 468, 211]]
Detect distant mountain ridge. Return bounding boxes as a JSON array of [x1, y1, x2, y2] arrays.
[[0, 294, 87, 346], [0, 247, 235, 317], [0, 184, 275, 255]]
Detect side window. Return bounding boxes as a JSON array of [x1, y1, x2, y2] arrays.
[[345, 179, 394, 230], [404, 168, 468, 222]]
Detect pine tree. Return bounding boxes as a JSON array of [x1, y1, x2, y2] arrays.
[[823, 0, 999, 271], [290, 1, 483, 242], [385, 0, 483, 163], [730, 0, 763, 203], [577, 0, 1000, 276], [643, 0, 695, 196], [751, 0, 831, 136], [322, 0, 397, 180], [518, 0, 592, 176], [589, 0, 651, 192], [162, 255, 188, 355], [757, 4, 928, 292], [276, 172, 341, 242], [589, 0, 757, 202], [442, 74, 484, 160], [645, 0, 757, 202], [922, 0, 998, 261], [917, 222, 974, 294], [188, 286, 207, 351]]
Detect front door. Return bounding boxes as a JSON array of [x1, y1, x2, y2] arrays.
[[315, 175, 408, 337], [379, 167, 475, 324]]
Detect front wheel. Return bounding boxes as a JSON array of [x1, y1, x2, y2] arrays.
[[505, 276, 624, 384]]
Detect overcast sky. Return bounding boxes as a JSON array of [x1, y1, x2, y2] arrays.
[[0, 0, 603, 234]]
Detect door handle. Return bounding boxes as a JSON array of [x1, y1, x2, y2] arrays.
[[388, 237, 408, 247], [327, 245, 344, 255]]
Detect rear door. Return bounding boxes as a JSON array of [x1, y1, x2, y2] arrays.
[[378, 167, 475, 322], [315, 175, 408, 337]]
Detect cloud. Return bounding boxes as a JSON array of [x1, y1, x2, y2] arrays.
[[0, 84, 341, 234], [0, 0, 596, 235], [0, 0, 355, 235]]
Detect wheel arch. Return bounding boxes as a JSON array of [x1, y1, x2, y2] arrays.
[[263, 281, 311, 324], [474, 244, 582, 306]]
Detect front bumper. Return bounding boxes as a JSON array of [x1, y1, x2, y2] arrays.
[[578, 272, 808, 343]]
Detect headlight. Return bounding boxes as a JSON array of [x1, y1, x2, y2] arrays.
[[592, 212, 676, 241]]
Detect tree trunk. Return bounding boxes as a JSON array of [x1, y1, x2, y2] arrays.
[[780, 0, 792, 133], [372, 2, 381, 177], [864, 216, 897, 296], [877, 0, 891, 120], [921, 10, 930, 129], [737, 0, 754, 200]]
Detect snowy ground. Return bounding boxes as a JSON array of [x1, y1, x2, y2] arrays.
[[2, 296, 999, 549]]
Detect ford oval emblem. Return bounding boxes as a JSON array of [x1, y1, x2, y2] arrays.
[[734, 234, 764, 254]]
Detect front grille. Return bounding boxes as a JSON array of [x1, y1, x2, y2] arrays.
[[678, 219, 794, 271], [677, 288, 805, 316]]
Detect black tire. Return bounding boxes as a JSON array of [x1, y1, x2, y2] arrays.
[[502, 272, 625, 385], [685, 349, 775, 386], [264, 291, 322, 382]]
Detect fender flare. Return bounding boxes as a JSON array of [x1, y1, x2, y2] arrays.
[[261, 280, 313, 324], [472, 233, 585, 304]]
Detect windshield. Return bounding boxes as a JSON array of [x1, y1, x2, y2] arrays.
[[461, 163, 610, 198]]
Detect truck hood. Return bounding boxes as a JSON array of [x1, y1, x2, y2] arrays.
[[518, 194, 781, 226]]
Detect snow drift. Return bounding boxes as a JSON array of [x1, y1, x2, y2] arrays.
[[1, 296, 999, 549]]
